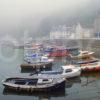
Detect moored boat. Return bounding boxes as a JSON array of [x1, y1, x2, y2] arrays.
[[48, 50, 69, 57], [34, 65, 81, 78], [73, 57, 99, 65], [70, 50, 94, 59], [2, 77, 66, 92], [80, 61, 100, 72], [45, 46, 79, 57], [21, 56, 53, 70]]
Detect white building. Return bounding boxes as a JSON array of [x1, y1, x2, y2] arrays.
[[50, 25, 75, 39], [93, 16, 100, 38], [75, 23, 92, 39], [50, 24, 91, 40]]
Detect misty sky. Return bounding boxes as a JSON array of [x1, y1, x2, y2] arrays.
[[0, 0, 100, 38]]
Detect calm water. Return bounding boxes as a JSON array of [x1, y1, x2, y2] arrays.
[[0, 45, 100, 100]]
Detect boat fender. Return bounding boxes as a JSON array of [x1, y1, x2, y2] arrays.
[[17, 86, 20, 91]]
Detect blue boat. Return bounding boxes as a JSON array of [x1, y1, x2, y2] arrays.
[[72, 58, 99, 65], [32, 65, 81, 78]]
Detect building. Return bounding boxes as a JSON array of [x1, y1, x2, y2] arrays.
[[75, 23, 92, 39], [50, 25, 75, 39], [93, 16, 100, 38], [50, 23, 92, 40]]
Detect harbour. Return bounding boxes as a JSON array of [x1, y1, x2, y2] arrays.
[[0, 0, 100, 100], [0, 39, 100, 100]]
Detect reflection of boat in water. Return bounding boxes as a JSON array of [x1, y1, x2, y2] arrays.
[[3, 87, 66, 97], [81, 72, 100, 79], [65, 77, 81, 88]]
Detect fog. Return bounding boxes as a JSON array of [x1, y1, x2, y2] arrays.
[[0, 0, 100, 39]]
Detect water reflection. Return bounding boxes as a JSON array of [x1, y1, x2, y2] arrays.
[[81, 72, 100, 87], [66, 77, 81, 88], [3, 88, 65, 100], [3, 87, 66, 97], [81, 72, 100, 79]]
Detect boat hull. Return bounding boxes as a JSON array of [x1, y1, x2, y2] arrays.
[[48, 51, 69, 57], [3, 87, 65, 96], [20, 62, 52, 70], [3, 81, 65, 92], [81, 67, 100, 72], [71, 54, 93, 59], [81, 62, 100, 72], [38, 67, 81, 79]]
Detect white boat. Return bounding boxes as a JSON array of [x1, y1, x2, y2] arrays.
[[35, 65, 81, 78], [70, 50, 94, 59], [21, 56, 54, 70], [24, 55, 54, 64], [40, 56, 54, 63]]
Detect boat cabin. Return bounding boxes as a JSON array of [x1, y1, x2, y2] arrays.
[[7, 78, 53, 86]]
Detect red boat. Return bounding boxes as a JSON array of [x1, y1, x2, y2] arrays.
[[48, 50, 69, 57], [45, 46, 79, 57], [81, 61, 100, 72]]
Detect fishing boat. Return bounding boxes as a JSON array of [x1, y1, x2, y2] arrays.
[[46, 46, 79, 57], [48, 49, 69, 57], [70, 50, 94, 59], [80, 61, 100, 72], [34, 65, 81, 78], [2, 77, 65, 92], [21, 56, 53, 70]]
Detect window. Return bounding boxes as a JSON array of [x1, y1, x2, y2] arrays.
[[65, 69, 72, 73]]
